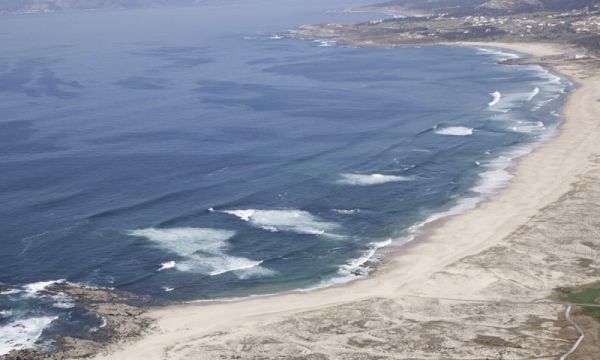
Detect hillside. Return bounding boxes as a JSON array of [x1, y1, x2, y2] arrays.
[[373, 0, 599, 16]]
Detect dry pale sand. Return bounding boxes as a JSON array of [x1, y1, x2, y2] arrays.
[[93, 42, 600, 359]]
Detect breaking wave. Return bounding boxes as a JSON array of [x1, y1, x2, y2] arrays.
[[128, 227, 273, 278], [0, 316, 58, 355], [222, 209, 344, 238], [338, 239, 392, 277], [511, 121, 545, 133], [315, 239, 393, 288], [337, 173, 411, 186], [23, 279, 66, 297], [492, 86, 549, 113], [476, 47, 520, 61], [488, 91, 502, 107], [313, 39, 336, 47], [434, 126, 474, 136], [158, 261, 176, 271], [332, 208, 360, 215]]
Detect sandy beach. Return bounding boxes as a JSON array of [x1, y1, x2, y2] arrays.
[[93, 42, 600, 359]]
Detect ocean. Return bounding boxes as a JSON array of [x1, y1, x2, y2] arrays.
[[0, 0, 570, 355]]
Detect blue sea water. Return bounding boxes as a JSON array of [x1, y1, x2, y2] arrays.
[[0, 0, 570, 354]]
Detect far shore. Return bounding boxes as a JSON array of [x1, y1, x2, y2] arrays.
[[92, 41, 600, 359]]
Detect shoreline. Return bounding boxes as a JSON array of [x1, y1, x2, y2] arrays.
[[171, 43, 569, 306], [150, 41, 570, 306], [89, 40, 600, 359]]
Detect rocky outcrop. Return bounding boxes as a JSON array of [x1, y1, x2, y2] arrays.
[[0, 284, 153, 360]]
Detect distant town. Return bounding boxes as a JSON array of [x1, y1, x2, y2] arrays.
[[295, 2, 600, 54]]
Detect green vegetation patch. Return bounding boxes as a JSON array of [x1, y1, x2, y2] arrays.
[[556, 286, 600, 321]]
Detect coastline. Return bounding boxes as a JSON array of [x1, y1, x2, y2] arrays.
[[91, 41, 600, 359]]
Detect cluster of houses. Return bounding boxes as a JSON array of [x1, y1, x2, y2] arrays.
[[572, 15, 600, 34], [461, 10, 600, 36]]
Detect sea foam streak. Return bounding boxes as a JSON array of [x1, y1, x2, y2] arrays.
[[511, 121, 545, 133], [476, 47, 520, 61], [527, 87, 540, 101], [128, 228, 273, 278], [337, 173, 411, 186], [434, 126, 473, 136], [223, 209, 344, 238], [0, 316, 58, 355]]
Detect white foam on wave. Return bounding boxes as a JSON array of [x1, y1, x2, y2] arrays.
[[162, 286, 174, 292], [529, 66, 569, 110], [313, 39, 336, 47], [337, 173, 411, 186], [511, 121, 545, 133], [52, 301, 75, 309], [23, 280, 65, 297], [206, 258, 263, 276], [128, 228, 274, 278], [532, 98, 557, 111], [491, 100, 552, 133], [50, 292, 75, 309], [223, 209, 344, 239], [476, 47, 520, 61], [0, 310, 12, 318], [472, 163, 513, 195], [332, 209, 360, 215], [234, 265, 276, 280], [314, 239, 393, 288], [490, 91, 529, 113], [158, 261, 176, 271], [0, 316, 57, 355], [477, 47, 567, 113], [488, 91, 502, 107], [434, 126, 474, 136], [527, 87, 540, 101], [537, 66, 562, 85], [474, 144, 539, 194], [488, 88, 548, 113], [338, 239, 392, 276], [129, 228, 234, 255]]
